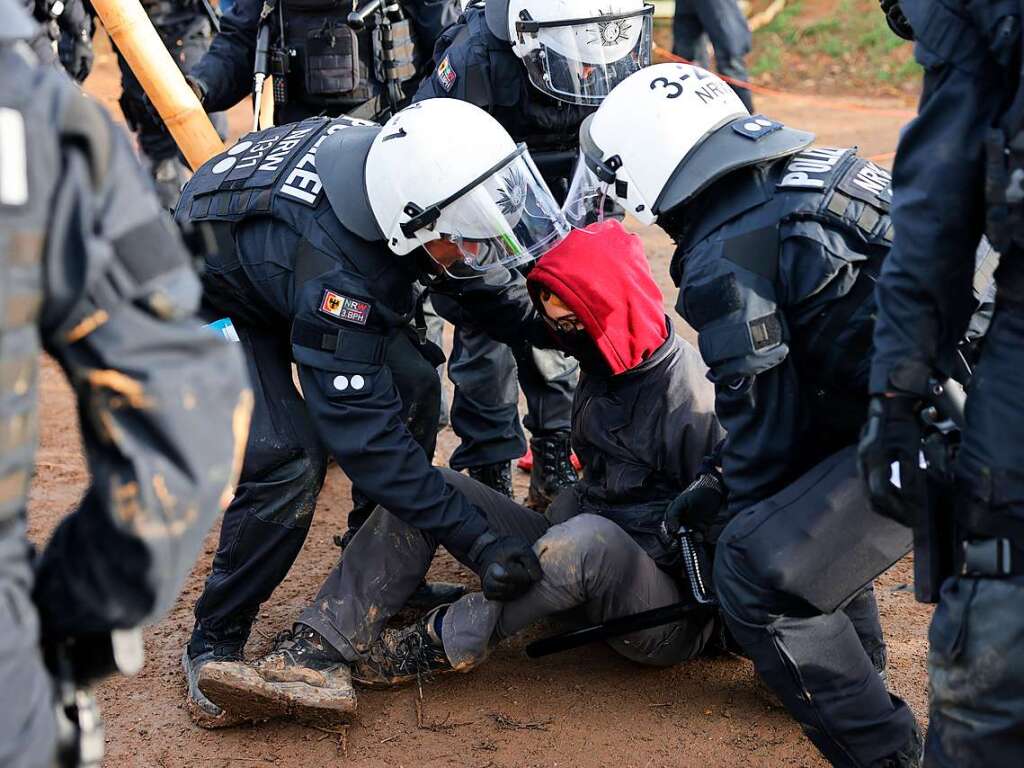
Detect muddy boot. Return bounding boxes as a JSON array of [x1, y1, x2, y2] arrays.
[[526, 433, 577, 512], [352, 605, 457, 688], [182, 648, 247, 729], [198, 625, 356, 727], [468, 461, 513, 498]]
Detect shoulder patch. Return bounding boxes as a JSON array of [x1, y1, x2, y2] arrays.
[[320, 289, 372, 325], [437, 55, 458, 92]]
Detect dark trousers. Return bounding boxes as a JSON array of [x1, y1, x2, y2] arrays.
[[190, 277, 440, 655], [300, 471, 714, 668], [925, 304, 1024, 767], [714, 446, 919, 767], [430, 293, 575, 470], [672, 0, 754, 110]]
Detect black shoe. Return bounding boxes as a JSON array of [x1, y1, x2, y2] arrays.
[[352, 606, 456, 688], [877, 725, 922, 768], [526, 433, 577, 512], [469, 461, 514, 498], [198, 625, 356, 726]]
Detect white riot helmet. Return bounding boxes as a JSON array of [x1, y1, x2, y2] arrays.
[[485, 0, 654, 105], [563, 63, 815, 227], [317, 99, 569, 279]]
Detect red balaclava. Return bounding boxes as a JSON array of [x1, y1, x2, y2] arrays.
[[528, 219, 668, 375]]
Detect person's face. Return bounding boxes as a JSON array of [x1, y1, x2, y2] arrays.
[[539, 289, 586, 334], [422, 238, 479, 272]]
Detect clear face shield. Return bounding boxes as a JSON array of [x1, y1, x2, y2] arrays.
[[515, 4, 654, 105], [406, 145, 570, 280], [562, 150, 622, 228]]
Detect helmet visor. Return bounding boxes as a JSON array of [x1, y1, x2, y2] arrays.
[[518, 6, 653, 105], [562, 150, 623, 227], [433, 149, 570, 279]]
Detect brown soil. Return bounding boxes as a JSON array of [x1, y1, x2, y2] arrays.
[[21, 29, 929, 768]]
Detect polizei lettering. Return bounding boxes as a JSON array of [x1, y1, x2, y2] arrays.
[[277, 121, 364, 206], [778, 147, 851, 190]]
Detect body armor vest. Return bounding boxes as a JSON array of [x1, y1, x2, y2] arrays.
[[175, 117, 418, 324], [677, 147, 895, 445], [271, 0, 416, 113]]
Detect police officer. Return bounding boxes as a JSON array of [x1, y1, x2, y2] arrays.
[[113, 0, 229, 208], [413, 0, 654, 507], [0, 3, 252, 765], [187, 0, 446, 126], [24, 0, 94, 81], [175, 99, 571, 727], [672, 0, 754, 110], [568, 62, 923, 766], [860, 2, 1024, 764]]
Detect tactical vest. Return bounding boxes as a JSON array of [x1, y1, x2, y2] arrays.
[[678, 147, 894, 439], [271, 0, 416, 113], [175, 116, 418, 323], [0, 45, 59, 525]]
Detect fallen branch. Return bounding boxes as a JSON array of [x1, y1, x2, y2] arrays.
[[490, 713, 553, 732]]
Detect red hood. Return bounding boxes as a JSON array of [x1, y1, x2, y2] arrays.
[[528, 219, 668, 375]]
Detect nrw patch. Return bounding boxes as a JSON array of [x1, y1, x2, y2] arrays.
[[320, 289, 371, 325], [437, 55, 457, 92]]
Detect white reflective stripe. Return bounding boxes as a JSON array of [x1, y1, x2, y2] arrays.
[[0, 108, 28, 206]]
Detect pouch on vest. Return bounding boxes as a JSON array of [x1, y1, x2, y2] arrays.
[[304, 21, 367, 99]]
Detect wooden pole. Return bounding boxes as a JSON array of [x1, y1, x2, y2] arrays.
[[92, 0, 224, 170]]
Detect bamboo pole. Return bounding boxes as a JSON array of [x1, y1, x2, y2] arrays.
[[92, 0, 224, 170]]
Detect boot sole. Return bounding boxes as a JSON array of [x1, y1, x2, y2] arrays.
[[352, 664, 458, 690], [198, 662, 357, 727]]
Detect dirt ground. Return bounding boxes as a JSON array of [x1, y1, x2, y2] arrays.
[[22, 33, 932, 768]]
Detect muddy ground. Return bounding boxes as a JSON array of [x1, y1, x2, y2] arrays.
[[23, 30, 931, 768]]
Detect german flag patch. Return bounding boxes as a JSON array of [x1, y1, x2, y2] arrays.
[[319, 289, 371, 326]]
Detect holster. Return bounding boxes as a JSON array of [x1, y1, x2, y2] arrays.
[[914, 432, 960, 603]]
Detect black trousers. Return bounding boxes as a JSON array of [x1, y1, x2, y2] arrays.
[[714, 446, 919, 767]]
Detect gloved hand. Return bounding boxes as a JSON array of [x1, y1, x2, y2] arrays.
[[858, 395, 924, 527], [59, 26, 93, 82], [659, 471, 726, 546], [474, 534, 542, 601], [879, 0, 914, 40]]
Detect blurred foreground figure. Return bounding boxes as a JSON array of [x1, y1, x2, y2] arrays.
[[863, 2, 1024, 765], [0, 4, 251, 766]]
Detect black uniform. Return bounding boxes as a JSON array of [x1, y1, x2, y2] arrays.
[[24, 0, 93, 80], [412, 4, 584, 488], [189, 0, 446, 125], [174, 117, 550, 662], [869, 2, 1024, 764], [668, 146, 921, 766], [114, 0, 228, 207], [672, 0, 754, 110], [0, 13, 251, 767]]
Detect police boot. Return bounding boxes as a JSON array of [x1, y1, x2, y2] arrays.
[[526, 433, 578, 512], [198, 625, 356, 727], [877, 725, 922, 768], [352, 605, 457, 688], [468, 460, 514, 498], [182, 647, 247, 729]]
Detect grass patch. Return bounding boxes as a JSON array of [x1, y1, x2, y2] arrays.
[[749, 0, 921, 91]]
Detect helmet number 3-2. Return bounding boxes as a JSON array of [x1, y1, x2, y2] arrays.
[[649, 75, 686, 99]]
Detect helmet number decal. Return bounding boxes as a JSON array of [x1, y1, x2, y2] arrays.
[[649, 75, 686, 99], [649, 68, 732, 104]]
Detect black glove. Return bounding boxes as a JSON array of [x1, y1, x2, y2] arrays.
[[474, 534, 542, 601], [879, 0, 914, 40], [660, 471, 727, 546], [858, 395, 924, 527], [59, 27, 94, 83]]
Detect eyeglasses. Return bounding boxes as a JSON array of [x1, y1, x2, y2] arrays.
[[543, 313, 587, 334]]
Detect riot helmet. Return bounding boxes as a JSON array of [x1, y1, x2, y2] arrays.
[[318, 99, 570, 279], [563, 63, 815, 226], [486, 0, 654, 106]]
